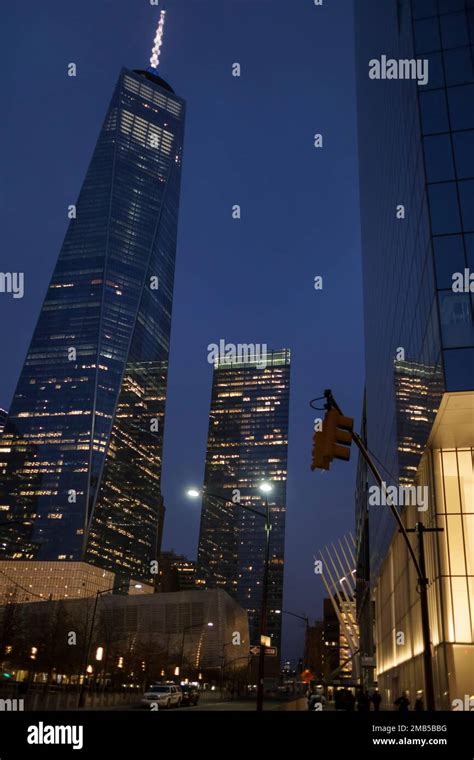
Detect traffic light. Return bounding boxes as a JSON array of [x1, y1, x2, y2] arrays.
[[311, 408, 354, 471], [311, 423, 330, 471]]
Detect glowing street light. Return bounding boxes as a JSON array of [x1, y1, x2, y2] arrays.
[[259, 482, 273, 494], [186, 488, 201, 499]]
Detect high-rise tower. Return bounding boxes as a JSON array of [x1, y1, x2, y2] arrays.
[[197, 349, 291, 652], [0, 15, 185, 591]]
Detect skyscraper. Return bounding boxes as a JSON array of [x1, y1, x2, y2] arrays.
[[197, 349, 290, 652], [0, 18, 185, 592], [355, 0, 474, 707]]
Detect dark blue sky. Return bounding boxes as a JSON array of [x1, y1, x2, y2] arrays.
[[1, 0, 364, 663]]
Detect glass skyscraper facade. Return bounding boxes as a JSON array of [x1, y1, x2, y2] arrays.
[[0, 67, 185, 584], [197, 350, 290, 652], [355, 0, 474, 706]]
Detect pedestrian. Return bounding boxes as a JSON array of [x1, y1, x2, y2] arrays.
[[394, 691, 410, 712], [334, 688, 344, 711], [415, 694, 424, 711], [357, 690, 370, 712], [346, 689, 356, 711], [371, 689, 382, 711]]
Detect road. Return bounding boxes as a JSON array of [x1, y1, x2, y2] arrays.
[[96, 696, 308, 712]]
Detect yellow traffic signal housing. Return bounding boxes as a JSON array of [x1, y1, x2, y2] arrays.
[[325, 408, 354, 462], [311, 408, 354, 471], [311, 429, 330, 471]]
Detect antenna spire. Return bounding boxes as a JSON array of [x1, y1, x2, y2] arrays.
[[149, 10, 167, 70]]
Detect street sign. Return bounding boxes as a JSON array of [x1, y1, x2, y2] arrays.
[[250, 646, 278, 657]]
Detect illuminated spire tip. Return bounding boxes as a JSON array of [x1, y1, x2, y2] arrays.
[[149, 10, 166, 70]]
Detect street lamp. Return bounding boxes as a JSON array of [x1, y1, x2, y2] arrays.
[[179, 621, 214, 680], [186, 481, 273, 712], [77, 582, 142, 707], [275, 609, 310, 670]]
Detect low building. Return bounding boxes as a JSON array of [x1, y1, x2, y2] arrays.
[[0, 588, 249, 683]]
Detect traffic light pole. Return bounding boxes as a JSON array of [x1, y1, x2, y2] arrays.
[[324, 391, 438, 711], [405, 523, 443, 712]]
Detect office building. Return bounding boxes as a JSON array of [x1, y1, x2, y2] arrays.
[[197, 349, 290, 653], [0, 25, 186, 593], [355, 0, 474, 707], [159, 551, 197, 592]]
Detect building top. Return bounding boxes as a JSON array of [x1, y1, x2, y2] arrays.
[[214, 347, 291, 371]]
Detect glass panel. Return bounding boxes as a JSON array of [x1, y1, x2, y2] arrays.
[[424, 134, 455, 181], [464, 516, 474, 575], [453, 130, 474, 179], [439, 0, 468, 12], [444, 47, 474, 87], [469, 11, 474, 44], [428, 183, 462, 234], [420, 89, 450, 134], [437, 514, 450, 577], [459, 179, 474, 231], [433, 235, 466, 289], [412, 0, 438, 19], [447, 515, 467, 574], [415, 17, 441, 53], [440, 12, 469, 49], [442, 451, 462, 513], [441, 577, 455, 642], [438, 292, 474, 347], [451, 577, 471, 641], [424, 52, 446, 89], [457, 450, 474, 514], [443, 348, 474, 391], [447, 84, 474, 129], [465, 233, 474, 268]]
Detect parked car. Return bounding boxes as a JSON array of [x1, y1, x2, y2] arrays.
[[179, 685, 200, 706], [141, 684, 182, 709]]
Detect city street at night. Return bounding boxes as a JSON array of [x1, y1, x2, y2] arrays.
[[0, 0, 473, 756]]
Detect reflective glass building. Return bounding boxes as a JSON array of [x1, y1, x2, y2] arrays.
[[0, 67, 185, 584], [197, 349, 290, 652], [355, 0, 474, 706]]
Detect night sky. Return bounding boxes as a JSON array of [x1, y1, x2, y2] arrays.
[[1, 0, 364, 663]]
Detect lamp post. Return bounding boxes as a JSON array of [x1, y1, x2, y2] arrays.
[[275, 609, 310, 670], [179, 621, 213, 680], [220, 640, 236, 696], [77, 582, 142, 708], [187, 480, 273, 712]]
